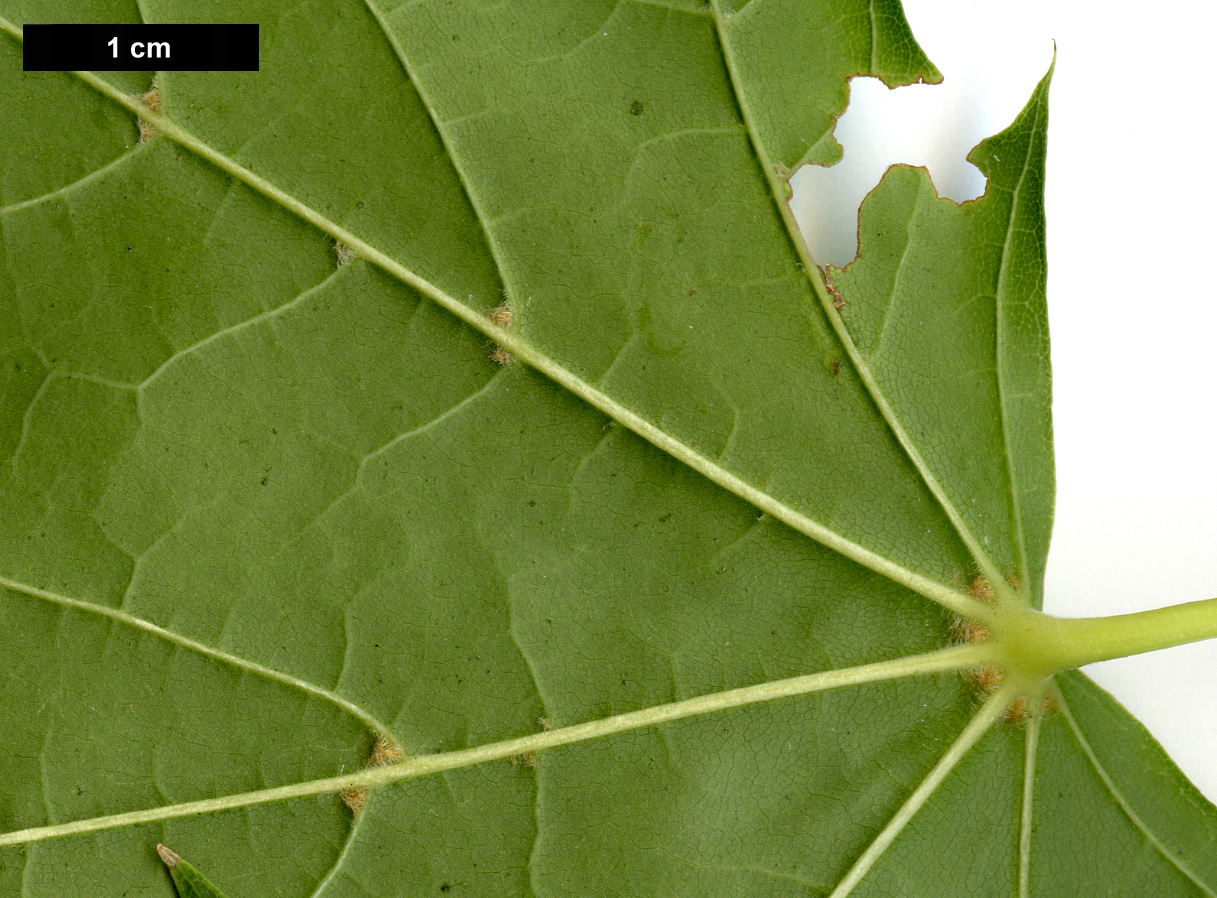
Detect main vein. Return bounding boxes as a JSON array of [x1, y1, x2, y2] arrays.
[[6, 45, 993, 621], [0, 643, 987, 847]]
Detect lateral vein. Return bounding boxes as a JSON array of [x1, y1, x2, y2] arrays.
[[0, 644, 988, 847], [36, 62, 988, 619], [0, 575, 391, 736]]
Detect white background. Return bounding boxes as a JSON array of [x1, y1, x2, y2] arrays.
[[790, 0, 1217, 801]]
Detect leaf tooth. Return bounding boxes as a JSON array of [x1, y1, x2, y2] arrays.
[[156, 843, 181, 868]]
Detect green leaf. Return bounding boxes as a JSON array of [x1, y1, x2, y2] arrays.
[[1, 3, 1215, 897]]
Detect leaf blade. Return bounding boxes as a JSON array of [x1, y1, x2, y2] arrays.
[[0, 3, 1214, 897]]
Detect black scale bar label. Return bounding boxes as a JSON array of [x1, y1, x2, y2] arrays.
[[23, 24, 259, 71]]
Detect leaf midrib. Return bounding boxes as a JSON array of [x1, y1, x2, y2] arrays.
[[0, 23, 993, 624]]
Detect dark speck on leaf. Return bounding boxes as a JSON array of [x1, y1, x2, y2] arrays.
[[629, 99, 645, 116]]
